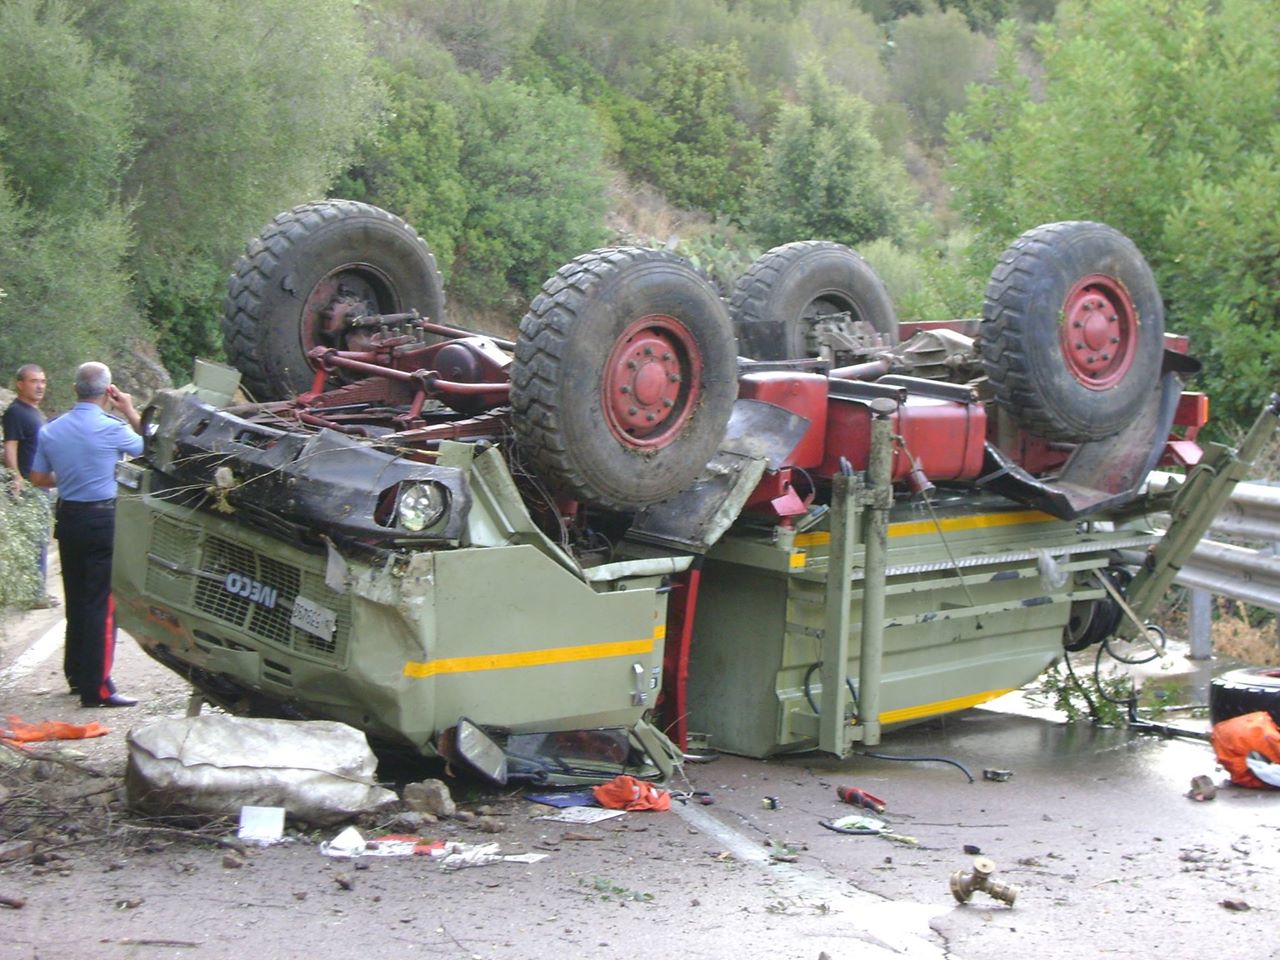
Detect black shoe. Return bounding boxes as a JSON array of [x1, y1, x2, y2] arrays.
[[81, 693, 138, 708]]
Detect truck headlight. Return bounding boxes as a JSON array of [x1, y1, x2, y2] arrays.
[[396, 482, 446, 532], [115, 459, 145, 491]]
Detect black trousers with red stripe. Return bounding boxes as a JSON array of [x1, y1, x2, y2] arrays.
[[55, 502, 117, 702]]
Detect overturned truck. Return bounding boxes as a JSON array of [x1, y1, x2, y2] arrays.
[[112, 201, 1278, 781]]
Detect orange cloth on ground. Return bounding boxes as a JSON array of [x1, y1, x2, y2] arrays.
[[591, 775, 671, 811], [1211, 711, 1280, 789], [2, 716, 110, 745]]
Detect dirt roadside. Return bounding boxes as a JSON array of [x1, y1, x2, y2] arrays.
[[2, 572, 1278, 960]]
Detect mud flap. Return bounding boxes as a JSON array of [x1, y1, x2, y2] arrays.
[[978, 363, 1187, 520], [626, 399, 803, 552]]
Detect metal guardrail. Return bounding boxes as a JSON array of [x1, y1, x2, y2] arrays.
[[1179, 479, 1280, 613], [1145, 476, 1280, 658]]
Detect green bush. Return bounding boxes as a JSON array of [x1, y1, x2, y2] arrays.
[[746, 59, 912, 248], [450, 76, 610, 304], [948, 0, 1280, 429], [0, 478, 47, 610]]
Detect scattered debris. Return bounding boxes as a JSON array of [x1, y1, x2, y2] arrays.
[[951, 856, 1018, 906], [334, 871, 355, 891], [1186, 775, 1218, 802], [592, 775, 671, 811], [0, 840, 36, 862], [982, 769, 1014, 782], [1220, 898, 1251, 912], [237, 805, 286, 846], [762, 796, 781, 810], [526, 789, 596, 808], [836, 786, 885, 813], [0, 894, 26, 909], [221, 852, 245, 869], [766, 839, 801, 862], [2, 717, 110, 746], [820, 815, 918, 845], [385, 810, 436, 833], [964, 844, 982, 855], [126, 716, 397, 825], [535, 806, 626, 825], [435, 841, 548, 871], [672, 790, 714, 805], [402, 779, 456, 818]]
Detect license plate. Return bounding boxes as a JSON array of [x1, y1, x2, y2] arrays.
[[290, 596, 337, 641]]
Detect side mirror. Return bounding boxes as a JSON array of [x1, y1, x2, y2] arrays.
[[455, 718, 508, 785]]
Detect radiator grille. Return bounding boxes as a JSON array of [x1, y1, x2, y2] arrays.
[[148, 517, 351, 667]]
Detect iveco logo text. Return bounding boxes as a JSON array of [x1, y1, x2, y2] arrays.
[[223, 572, 278, 609]]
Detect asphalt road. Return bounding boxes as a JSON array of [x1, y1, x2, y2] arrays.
[[2, 585, 1277, 960]]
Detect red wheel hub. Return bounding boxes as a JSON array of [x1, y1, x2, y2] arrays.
[[602, 314, 703, 449], [1059, 274, 1139, 390], [300, 265, 392, 359]]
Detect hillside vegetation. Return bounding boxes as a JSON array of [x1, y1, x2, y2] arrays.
[[0, 0, 1275, 430]]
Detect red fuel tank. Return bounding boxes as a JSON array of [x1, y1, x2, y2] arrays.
[[738, 371, 829, 469], [819, 395, 987, 487]]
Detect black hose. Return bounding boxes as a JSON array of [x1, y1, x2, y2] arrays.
[[859, 751, 976, 783], [803, 662, 860, 719]]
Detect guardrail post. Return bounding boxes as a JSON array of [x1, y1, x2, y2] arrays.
[[1188, 588, 1213, 660]]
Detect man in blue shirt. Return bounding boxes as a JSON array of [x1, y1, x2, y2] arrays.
[[31, 362, 144, 708]]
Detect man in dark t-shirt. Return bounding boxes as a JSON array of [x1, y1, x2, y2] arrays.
[[3, 363, 53, 605], [4, 364, 47, 485]]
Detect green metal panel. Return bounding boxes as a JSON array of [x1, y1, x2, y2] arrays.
[[114, 470, 670, 753], [686, 497, 1158, 758]]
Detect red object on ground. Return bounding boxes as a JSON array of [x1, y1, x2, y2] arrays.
[[1212, 711, 1280, 789], [836, 785, 886, 813], [592, 775, 671, 811], [2, 716, 110, 745]]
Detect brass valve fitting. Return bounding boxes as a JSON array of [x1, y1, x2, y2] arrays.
[[950, 856, 1018, 906]]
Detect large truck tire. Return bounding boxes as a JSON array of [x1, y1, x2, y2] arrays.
[[223, 200, 445, 401], [511, 248, 737, 512], [1209, 667, 1280, 726], [730, 240, 898, 360], [980, 221, 1164, 442]]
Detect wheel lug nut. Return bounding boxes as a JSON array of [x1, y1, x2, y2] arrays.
[[628, 406, 638, 416], [643, 346, 654, 356], [619, 385, 631, 394], [1109, 336, 1120, 344], [662, 398, 674, 408], [1108, 314, 1118, 322], [661, 352, 672, 361], [627, 360, 638, 370], [1072, 320, 1084, 328], [1075, 343, 1085, 350], [646, 413, 656, 422], [668, 374, 681, 383], [1101, 353, 1111, 361]]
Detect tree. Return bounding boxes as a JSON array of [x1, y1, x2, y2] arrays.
[[79, 0, 380, 374], [887, 7, 995, 148], [335, 60, 468, 279], [403, 0, 549, 78], [795, 0, 890, 104], [948, 0, 1280, 428], [0, 0, 143, 407], [450, 76, 610, 304], [745, 58, 912, 247], [646, 43, 762, 218]]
